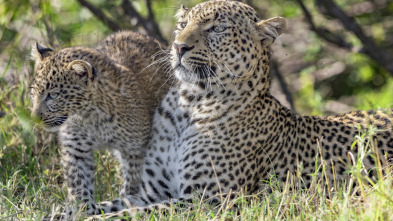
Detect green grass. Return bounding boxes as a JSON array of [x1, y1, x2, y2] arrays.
[[1, 77, 393, 220]]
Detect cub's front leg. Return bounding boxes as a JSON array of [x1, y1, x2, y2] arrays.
[[59, 125, 98, 217], [114, 149, 145, 197]]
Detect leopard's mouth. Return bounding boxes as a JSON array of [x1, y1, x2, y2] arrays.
[[42, 116, 68, 132], [174, 63, 216, 82]]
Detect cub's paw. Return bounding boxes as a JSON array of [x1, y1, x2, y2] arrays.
[[41, 212, 67, 221]]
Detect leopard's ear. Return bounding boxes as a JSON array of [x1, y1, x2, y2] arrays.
[[175, 5, 189, 20], [31, 42, 53, 62], [67, 60, 95, 83], [255, 17, 286, 47]]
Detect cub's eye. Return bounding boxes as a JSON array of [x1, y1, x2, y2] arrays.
[[177, 22, 187, 29], [212, 26, 227, 33], [48, 92, 59, 99]]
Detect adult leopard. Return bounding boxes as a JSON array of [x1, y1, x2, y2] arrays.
[[30, 31, 172, 218], [90, 0, 393, 219]]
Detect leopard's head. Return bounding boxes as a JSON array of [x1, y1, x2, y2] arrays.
[[171, 0, 286, 91], [30, 43, 95, 131]]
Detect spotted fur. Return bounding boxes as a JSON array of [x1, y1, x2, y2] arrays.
[[89, 0, 393, 219], [30, 31, 172, 218]]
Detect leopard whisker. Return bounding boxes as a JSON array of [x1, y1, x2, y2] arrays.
[[141, 54, 170, 74], [148, 58, 172, 84], [190, 61, 199, 86], [203, 66, 213, 92], [207, 64, 226, 90], [207, 66, 219, 88], [206, 58, 215, 92], [158, 64, 175, 90], [220, 61, 240, 79], [203, 56, 229, 90], [151, 49, 170, 58], [162, 62, 173, 77], [204, 65, 214, 88], [202, 66, 211, 93]]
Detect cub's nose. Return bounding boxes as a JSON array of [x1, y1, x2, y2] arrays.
[[173, 43, 194, 59]]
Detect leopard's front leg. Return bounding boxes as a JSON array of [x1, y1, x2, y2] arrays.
[[59, 127, 98, 217]]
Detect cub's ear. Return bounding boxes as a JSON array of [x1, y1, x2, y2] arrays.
[[67, 60, 95, 83], [175, 5, 189, 19], [31, 42, 53, 62], [255, 17, 286, 47]]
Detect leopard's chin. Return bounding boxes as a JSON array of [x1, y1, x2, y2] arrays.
[[42, 125, 61, 132], [174, 65, 194, 83]]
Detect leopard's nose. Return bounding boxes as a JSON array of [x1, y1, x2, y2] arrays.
[[173, 43, 194, 59]]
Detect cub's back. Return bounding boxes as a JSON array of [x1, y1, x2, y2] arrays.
[[96, 31, 174, 115]]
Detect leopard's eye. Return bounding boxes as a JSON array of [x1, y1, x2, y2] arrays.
[[212, 26, 227, 33], [49, 92, 59, 99], [177, 22, 187, 29]]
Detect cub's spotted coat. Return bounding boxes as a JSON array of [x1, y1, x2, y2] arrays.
[[30, 31, 172, 217]]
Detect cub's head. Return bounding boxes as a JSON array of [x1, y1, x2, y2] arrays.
[[30, 43, 95, 131], [171, 0, 286, 89]]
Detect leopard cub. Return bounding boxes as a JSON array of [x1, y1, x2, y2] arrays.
[[30, 31, 171, 217]]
